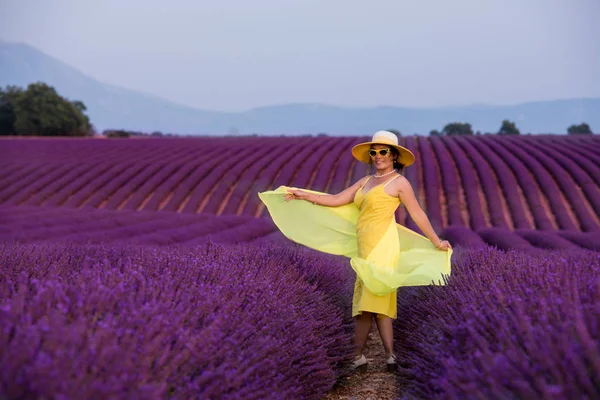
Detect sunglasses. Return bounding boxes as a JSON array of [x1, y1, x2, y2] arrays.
[[369, 148, 391, 157]]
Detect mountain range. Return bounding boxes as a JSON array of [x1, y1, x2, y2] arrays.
[[1, 41, 598, 135]]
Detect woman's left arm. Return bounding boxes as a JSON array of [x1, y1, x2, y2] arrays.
[[394, 177, 452, 250]]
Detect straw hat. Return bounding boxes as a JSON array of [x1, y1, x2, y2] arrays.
[[351, 130, 415, 167]]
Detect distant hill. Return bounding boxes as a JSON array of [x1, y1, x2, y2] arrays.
[[1, 41, 598, 135]]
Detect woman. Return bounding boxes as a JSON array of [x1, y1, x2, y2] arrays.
[[258, 130, 452, 373]]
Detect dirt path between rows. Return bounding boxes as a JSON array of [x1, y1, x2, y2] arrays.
[[324, 322, 398, 400]]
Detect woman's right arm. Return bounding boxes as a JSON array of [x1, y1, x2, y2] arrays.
[[284, 177, 367, 207]]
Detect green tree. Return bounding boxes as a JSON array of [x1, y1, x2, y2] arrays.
[[429, 129, 440, 136], [441, 122, 473, 136], [387, 129, 402, 137], [2, 82, 92, 136], [0, 86, 23, 135], [498, 119, 520, 135], [567, 123, 593, 135]]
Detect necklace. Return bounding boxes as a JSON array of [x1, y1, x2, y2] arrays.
[[373, 169, 397, 178]]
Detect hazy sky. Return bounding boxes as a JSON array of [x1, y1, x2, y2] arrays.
[[1, 0, 599, 111]]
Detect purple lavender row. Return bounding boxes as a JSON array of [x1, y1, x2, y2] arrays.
[[489, 136, 579, 231], [327, 140, 355, 194], [0, 143, 121, 202], [122, 162, 187, 211], [0, 206, 249, 247], [529, 135, 600, 200], [220, 138, 304, 216], [1, 205, 594, 251], [154, 138, 249, 213], [401, 136, 422, 232], [455, 136, 511, 228], [439, 136, 487, 230], [256, 138, 327, 217], [481, 137, 555, 231], [181, 143, 265, 214], [0, 209, 169, 243], [289, 137, 342, 189], [67, 162, 156, 209], [1, 141, 127, 202], [157, 155, 222, 213], [548, 136, 600, 166], [264, 137, 318, 190], [260, 137, 327, 194], [309, 138, 356, 193], [241, 138, 316, 216], [63, 163, 136, 208], [81, 162, 153, 209], [476, 227, 535, 250], [137, 215, 250, 246], [42, 161, 127, 208], [102, 148, 192, 210], [348, 135, 371, 185], [144, 155, 213, 212], [429, 136, 465, 227], [0, 242, 354, 399], [200, 144, 276, 215], [0, 163, 48, 202], [122, 143, 218, 212], [0, 206, 83, 227], [534, 137, 600, 187], [511, 137, 599, 232], [440, 226, 487, 248], [24, 161, 119, 207], [394, 246, 599, 399], [0, 163, 41, 192], [1, 162, 86, 206], [557, 231, 600, 251], [515, 229, 580, 250], [38, 214, 203, 246], [69, 141, 172, 209], [464, 136, 533, 230], [576, 135, 600, 150], [417, 137, 444, 232], [189, 217, 278, 246]]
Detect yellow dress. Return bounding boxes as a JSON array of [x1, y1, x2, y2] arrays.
[[257, 175, 452, 320]]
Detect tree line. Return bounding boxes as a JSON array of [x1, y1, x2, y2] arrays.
[[0, 82, 92, 136], [426, 120, 593, 136], [0, 82, 595, 137]]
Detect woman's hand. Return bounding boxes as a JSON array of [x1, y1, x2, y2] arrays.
[[284, 189, 312, 202], [435, 240, 452, 251]]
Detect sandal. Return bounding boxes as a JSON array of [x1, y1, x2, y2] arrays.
[[352, 354, 368, 372], [386, 354, 397, 372]]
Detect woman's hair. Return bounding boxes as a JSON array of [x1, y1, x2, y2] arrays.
[[390, 147, 405, 173], [368, 146, 406, 174]]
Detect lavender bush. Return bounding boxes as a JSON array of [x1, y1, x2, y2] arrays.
[[522, 137, 600, 220], [466, 137, 533, 230], [0, 241, 355, 399], [418, 138, 444, 231], [430, 136, 464, 227], [508, 137, 599, 232], [455, 136, 510, 228], [476, 227, 535, 251], [490, 136, 578, 231], [514, 229, 580, 250], [483, 137, 555, 231], [394, 246, 600, 399], [441, 136, 487, 230]]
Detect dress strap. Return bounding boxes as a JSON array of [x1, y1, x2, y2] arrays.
[[383, 174, 401, 187], [359, 176, 372, 189]]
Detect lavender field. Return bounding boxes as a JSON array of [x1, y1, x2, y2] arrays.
[[1, 134, 599, 399], [1, 134, 599, 250]]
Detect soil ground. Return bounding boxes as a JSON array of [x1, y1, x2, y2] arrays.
[[324, 322, 398, 400]]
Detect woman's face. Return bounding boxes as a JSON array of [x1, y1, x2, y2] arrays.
[[369, 144, 395, 170]]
